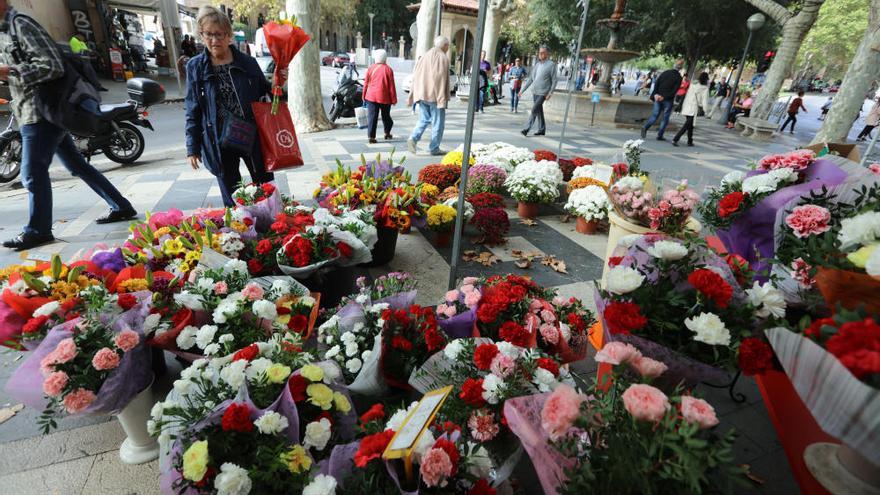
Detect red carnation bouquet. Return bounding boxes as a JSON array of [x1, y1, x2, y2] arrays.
[[232, 182, 282, 231], [380, 305, 446, 389], [765, 307, 880, 469], [597, 235, 784, 385]]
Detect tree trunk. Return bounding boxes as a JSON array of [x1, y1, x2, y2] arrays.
[[481, 0, 512, 64], [813, 0, 880, 144], [745, 0, 825, 120], [286, 0, 332, 132], [415, 0, 440, 60]]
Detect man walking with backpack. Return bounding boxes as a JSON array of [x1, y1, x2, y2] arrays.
[[0, 1, 136, 251], [640, 59, 684, 141]]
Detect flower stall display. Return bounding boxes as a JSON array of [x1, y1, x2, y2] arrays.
[[232, 182, 283, 231], [418, 164, 461, 191], [436, 278, 482, 339], [426, 204, 457, 246], [441, 150, 475, 167], [570, 161, 612, 187], [475, 275, 594, 363], [466, 164, 507, 195], [471, 207, 510, 245], [564, 185, 609, 234], [504, 160, 563, 219], [774, 180, 880, 312], [609, 179, 699, 236], [558, 156, 593, 182], [697, 149, 868, 278], [622, 139, 644, 173], [380, 305, 446, 389], [765, 308, 880, 492], [596, 235, 786, 385], [317, 274, 418, 395], [5, 285, 153, 433], [505, 350, 739, 495]]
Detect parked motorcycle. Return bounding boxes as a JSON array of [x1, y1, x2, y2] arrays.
[[328, 65, 363, 123], [0, 77, 164, 184]]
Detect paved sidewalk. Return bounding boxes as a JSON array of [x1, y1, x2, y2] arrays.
[[0, 100, 810, 494]]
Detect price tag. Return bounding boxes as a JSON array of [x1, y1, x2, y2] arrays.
[[383, 385, 453, 482], [197, 248, 232, 270]]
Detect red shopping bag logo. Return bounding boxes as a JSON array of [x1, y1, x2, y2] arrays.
[[276, 129, 295, 148]]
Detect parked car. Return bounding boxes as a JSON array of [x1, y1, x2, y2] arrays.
[[322, 52, 351, 68], [402, 68, 459, 95]]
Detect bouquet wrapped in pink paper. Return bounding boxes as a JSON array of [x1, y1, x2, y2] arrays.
[[232, 182, 282, 231], [4, 286, 152, 432]]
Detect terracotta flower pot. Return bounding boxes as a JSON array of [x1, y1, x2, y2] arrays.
[[576, 217, 598, 234], [517, 201, 539, 219], [435, 230, 452, 247]]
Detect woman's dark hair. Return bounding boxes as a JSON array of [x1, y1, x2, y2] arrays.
[[698, 72, 709, 85]]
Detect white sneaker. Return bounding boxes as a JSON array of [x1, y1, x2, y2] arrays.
[[407, 138, 417, 154]]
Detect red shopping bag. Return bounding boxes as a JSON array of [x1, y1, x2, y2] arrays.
[[252, 101, 304, 171]]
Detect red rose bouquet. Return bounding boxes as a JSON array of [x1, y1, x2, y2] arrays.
[[380, 304, 446, 389]]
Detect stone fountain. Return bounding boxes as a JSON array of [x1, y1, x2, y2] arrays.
[[544, 0, 662, 129]]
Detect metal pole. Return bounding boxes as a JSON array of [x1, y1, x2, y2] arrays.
[[556, 0, 590, 159], [435, 0, 442, 39], [448, 0, 490, 290], [368, 13, 375, 64], [459, 26, 468, 78], [723, 30, 753, 125], [860, 127, 880, 167]]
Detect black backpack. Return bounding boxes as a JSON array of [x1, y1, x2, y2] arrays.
[[8, 13, 104, 136]]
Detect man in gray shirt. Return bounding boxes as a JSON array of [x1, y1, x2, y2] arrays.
[[519, 45, 557, 136]]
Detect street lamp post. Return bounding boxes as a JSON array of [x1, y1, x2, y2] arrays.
[[368, 13, 375, 64], [723, 13, 765, 124], [435, 0, 442, 39]]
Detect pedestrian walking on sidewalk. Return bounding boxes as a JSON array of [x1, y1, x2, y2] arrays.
[[520, 45, 557, 137], [672, 72, 710, 147], [184, 5, 275, 208], [856, 97, 880, 141], [779, 90, 807, 134], [641, 59, 684, 141], [819, 96, 832, 120], [407, 36, 451, 156], [363, 49, 397, 144], [508, 58, 526, 113], [0, 1, 137, 251]]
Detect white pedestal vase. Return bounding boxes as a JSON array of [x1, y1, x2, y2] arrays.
[[804, 443, 880, 495], [115, 375, 159, 464]]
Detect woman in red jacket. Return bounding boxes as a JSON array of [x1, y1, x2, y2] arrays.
[[363, 49, 398, 143]]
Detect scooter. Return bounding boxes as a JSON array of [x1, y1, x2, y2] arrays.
[[0, 77, 164, 183], [328, 65, 363, 123]]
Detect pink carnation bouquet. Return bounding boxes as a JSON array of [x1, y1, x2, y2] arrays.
[[505, 348, 740, 494], [5, 285, 153, 432]]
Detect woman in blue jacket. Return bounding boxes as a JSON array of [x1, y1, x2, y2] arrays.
[[185, 6, 274, 207]]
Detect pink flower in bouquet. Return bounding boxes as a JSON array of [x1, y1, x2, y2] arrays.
[[680, 396, 719, 429], [242, 283, 265, 301], [54, 338, 78, 364], [622, 383, 670, 423], [758, 150, 815, 172], [442, 305, 458, 318], [437, 303, 449, 315], [42, 371, 69, 397], [630, 356, 668, 379], [552, 296, 566, 306], [463, 277, 480, 285], [461, 284, 476, 294], [529, 299, 544, 312], [148, 208, 184, 231], [539, 324, 559, 345], [464, 291, 482, 308], [214, 281, 229, 295], [445, 289, 460, 302], [468, 410, 500, 442], [791, 257, 816, 287], [114, 329, 140, 352], [594, 341, 642, 366], [869, 163, 880, 175], [541, 384, 586, 441], [489, 353, 516, 378], [40, 352, 58, 374], [785, 205, 831, 238], [539, 309, 556, 323], [420, 447, 453, 488], [92, 348, 121, 370], [62, 388, 97, 414]]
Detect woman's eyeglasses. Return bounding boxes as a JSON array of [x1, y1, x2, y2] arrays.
[[201, 32, 229, 41]]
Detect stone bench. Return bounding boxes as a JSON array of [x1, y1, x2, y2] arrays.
[[735, 116, 777, 140]]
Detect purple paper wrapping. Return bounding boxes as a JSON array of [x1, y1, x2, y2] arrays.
[[237, 187, 282, 231], [504, 393, 574, 495], [0, 297, 27, 349], [716, 159, 847, 279], [160, 383, 302, 494], [4, 292, 153, 415], [319, 441, 360, 487], [438, 308, 476, 339]]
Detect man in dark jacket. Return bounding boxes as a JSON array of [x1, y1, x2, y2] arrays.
[[0, 1, 136, 250], [641, 59, 684, 141]]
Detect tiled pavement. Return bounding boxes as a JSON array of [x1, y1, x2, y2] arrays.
[[0, 100, 823, 494]]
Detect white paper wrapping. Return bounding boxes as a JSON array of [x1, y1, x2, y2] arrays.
[[765, 327, 880, 465], [346, 334, 388, 395]]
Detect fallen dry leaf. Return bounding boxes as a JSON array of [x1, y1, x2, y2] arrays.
[[740, 465, 765, 485], [515, 259, 531, 269], [0, 404, 24, 425], [463, 251, 500, 266], [541, 255, 568, 273], [520, 219, 538, 227], [561, 214, 572, 223]]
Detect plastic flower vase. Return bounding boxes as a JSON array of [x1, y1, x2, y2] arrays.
[[116, 374, 159, 464], [360, 226, 398, 267], [435, 230, 452, 247], [575, 217, 599, 235], [517, 201, 539, 219]]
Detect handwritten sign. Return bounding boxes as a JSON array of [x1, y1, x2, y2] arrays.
[[197, 248, 232, 270], [383, 385, 453, 482]]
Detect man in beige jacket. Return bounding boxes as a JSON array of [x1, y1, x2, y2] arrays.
[[407, 36, 450, 156]]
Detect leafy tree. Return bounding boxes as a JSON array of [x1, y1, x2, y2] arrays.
[[355, 0, 416, 50], [797, 0, 869, 80], [231, 0, 286, 21]]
